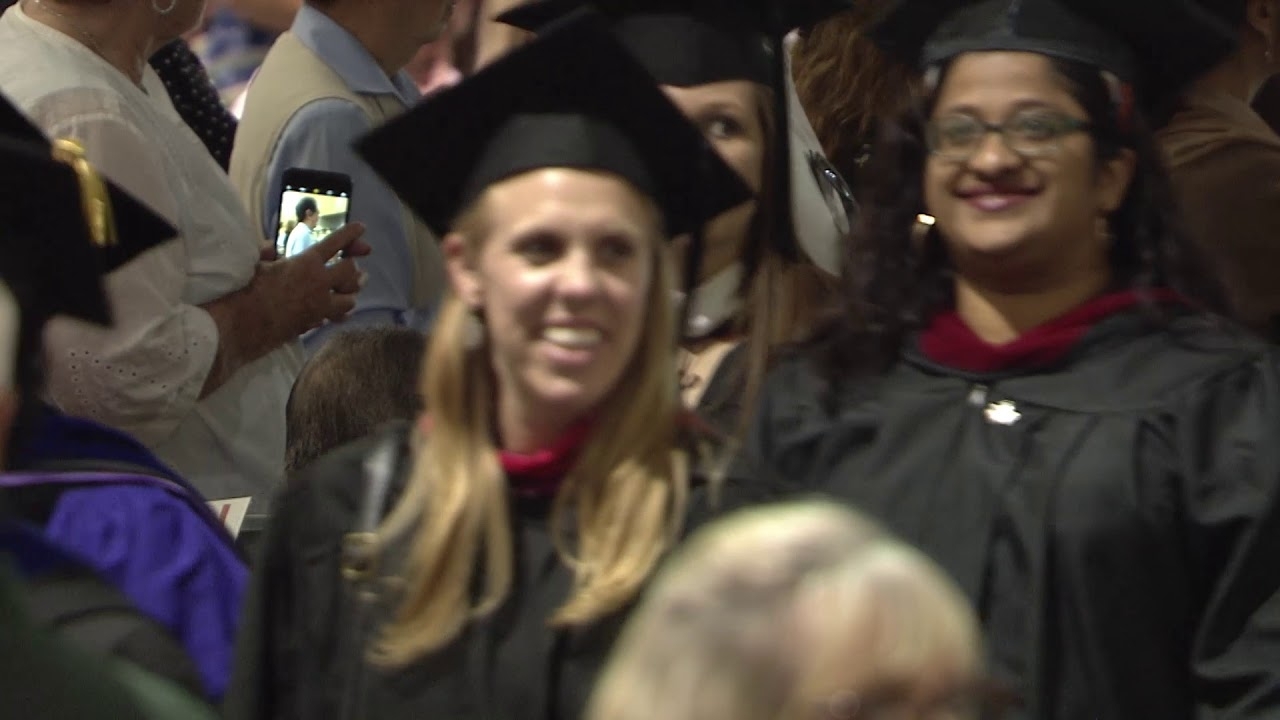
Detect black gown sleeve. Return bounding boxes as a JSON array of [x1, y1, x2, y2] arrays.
[[222, 481, 301, 720], [694, 343, 747, 438], [224, 427, 407, 720], [739, 353, 839, 495], [1172, 354, 1280, 717]]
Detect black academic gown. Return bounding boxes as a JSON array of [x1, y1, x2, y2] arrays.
[[695, 343, 748, 437], [748, 312, 1280, 720], [0, 551, 219, 720], [225, 420, 767, 720]]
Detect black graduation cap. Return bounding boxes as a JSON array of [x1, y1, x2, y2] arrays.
[[872, 0, 1237, 105], [496, 0, 854, 267], [354, 8, 752, 240], [0, 97, 177, 327], [498, 0, 852, 86], [0, 94, 176, 388]]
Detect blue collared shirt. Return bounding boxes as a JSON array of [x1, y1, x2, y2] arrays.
[[260, 4, 432, 354]]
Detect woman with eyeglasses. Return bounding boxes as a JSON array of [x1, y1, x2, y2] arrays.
[[746, 0, 1280, 718]]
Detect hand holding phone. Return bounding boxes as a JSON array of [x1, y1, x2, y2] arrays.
[[276, 168, 353, 264], [306, 223, 373, 265], [250, 222, 371, 341]]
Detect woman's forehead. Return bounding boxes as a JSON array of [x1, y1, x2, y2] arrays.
[[663, 79, 761, 105], [473, 170, 664, 242], [932, 52, 1082, 111]]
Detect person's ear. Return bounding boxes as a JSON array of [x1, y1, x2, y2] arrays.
[[1096, 148, 1137, 214], [444, 233, 483, 310], [1247, 0, 1280, 61]]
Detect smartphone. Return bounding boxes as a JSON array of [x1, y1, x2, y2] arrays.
[[275, 168, 353, 262]]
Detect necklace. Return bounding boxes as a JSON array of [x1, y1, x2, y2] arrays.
[[25, 0, 146, 88], [28, 0, 102, 52]]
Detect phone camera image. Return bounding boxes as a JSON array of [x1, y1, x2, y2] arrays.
[[276, 186, 352, 264]]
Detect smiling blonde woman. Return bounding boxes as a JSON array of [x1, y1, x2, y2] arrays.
[[223, 12, 773, 720], [497, 0, 853, 439]]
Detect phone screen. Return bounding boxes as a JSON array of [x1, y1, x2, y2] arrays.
[[276, 172, 352, 260]]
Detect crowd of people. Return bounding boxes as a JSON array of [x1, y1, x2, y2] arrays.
[[2, 0, 1280, 718]]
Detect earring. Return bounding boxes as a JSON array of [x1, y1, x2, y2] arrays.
[[1096, 216, 1115, 244], [462, 309, 485, 351], [151, 0, 176, 14], [910, 213, 937, 254]]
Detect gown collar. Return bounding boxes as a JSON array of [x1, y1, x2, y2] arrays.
[[417, 409, 711, 501], [419, 414, 594, 499], [680, 262, 745, 340], [498, 419, 594, 499], [13, 403, 187, 482], [916, 288, 1186, 374]]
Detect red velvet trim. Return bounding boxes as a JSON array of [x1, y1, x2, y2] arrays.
[[919, 289, 1183, 372], [415, 414, 588, 497], [416, 409, 701, 499], [497, 418, 594, 498]]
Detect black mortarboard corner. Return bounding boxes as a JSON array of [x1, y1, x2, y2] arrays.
[[872, 0, 1237, 107], [0, 96, 176, 326], [500, 0, 769, 87], [497, 0, 855, 268], [355, 8, 751, 239], [0, 93, 176, 389]]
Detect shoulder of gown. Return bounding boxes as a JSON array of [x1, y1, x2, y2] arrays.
[[737, 348, 859, 492], [223, 421, 413, 720], [225, 416, 769, 720], [1127, 327, 1280, 716], [753, 316, 1280, 716], [42, 484, 246, 701], [694, 342, 748, 436]]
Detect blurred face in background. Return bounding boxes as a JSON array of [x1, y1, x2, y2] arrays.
[[664, 80, 767, 282]]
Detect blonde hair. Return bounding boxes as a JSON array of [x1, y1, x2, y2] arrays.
[[371, 178, 693, 667], [586, 501, 983, 720]]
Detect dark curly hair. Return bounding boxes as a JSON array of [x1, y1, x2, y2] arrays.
[[791, 4, 919, 187], [813, 57, 1231, 385]]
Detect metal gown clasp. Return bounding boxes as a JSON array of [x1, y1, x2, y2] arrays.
[[984, 400, 1022, 426]]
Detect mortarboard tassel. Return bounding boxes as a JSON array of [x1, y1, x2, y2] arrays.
[[50, 138, 117, 249]]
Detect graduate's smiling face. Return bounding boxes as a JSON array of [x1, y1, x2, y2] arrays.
[[446, 168, 662, 437], [923, 52, 1134, 288], [663, 80, 766, 282]]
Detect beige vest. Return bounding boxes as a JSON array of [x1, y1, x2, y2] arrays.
[[229, 31, 443, 310]]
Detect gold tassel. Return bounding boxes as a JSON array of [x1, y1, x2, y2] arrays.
[[50, 138, 117, 248]]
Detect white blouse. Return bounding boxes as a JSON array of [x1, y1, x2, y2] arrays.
[[0, 5, 302, 507]]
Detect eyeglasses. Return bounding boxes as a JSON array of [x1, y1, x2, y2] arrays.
[[925, 110, 1093, 162]]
